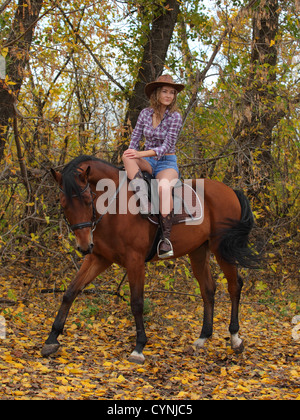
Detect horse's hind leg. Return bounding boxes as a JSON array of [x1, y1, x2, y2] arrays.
[[189, 242, 216, 349], [42, 254, 111, 357], [215, 253, 244, 353]]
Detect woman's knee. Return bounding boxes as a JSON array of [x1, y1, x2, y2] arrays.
[[158, 181, 172, 202], [122, 152, 129, 164], [158, 178, 176, 193]]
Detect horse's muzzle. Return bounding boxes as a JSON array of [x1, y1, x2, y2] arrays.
[[78, 243, 94, 255]]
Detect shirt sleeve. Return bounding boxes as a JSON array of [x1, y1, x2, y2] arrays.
[[153, 112, 182, 159], [129, 109, 146, 150]]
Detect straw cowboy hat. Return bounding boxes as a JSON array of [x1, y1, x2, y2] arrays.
[[145, 74, 185, 98]]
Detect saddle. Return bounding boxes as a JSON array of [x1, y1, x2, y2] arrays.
[[141, 172, 204, 262], [141, 171, 203, 226]]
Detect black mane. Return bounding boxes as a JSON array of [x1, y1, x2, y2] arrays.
[[61, 155, 120, 203]]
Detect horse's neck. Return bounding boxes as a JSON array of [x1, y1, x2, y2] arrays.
[[89, 162, 120, 187]]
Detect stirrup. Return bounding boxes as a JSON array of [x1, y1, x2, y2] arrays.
[[157, 238, 174, 259]]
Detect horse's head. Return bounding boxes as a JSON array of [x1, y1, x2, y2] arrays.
[[51, 165, 95, 255]]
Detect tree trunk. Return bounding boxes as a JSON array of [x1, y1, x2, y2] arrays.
[[0, 80, 16, 158], [225, 0, 279, 194], [112, 0, 180, 163], [0, 0, 43, 160]]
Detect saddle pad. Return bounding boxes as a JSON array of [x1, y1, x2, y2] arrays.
[[148, 180, 204, 226]]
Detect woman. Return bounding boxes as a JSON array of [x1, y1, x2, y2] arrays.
[[122, 74, 185, 259]]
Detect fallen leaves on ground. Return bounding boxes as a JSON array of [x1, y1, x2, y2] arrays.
[[0, 269, 299, 400]]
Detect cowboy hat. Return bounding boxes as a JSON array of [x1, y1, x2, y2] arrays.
[[145, 74, 185, 98]]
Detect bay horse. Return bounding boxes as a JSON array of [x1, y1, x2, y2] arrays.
[[42, 155, 258, 364]]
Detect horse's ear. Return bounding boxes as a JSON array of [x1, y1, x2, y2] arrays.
[[79, 166, 91, 182], [86, 166, 91, 179], [50, 168, 62, 185]]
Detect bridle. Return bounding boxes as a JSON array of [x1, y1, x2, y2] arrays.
[[59, 174, 127, 232], [60, 182, 102, 232]]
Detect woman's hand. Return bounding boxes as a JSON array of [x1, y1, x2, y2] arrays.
[[123, 149, 141, 159]]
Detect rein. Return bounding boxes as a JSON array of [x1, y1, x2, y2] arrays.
[[60, 174, 127, 232]]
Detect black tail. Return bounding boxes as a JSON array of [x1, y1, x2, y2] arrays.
[[217, 190, 260, 268]]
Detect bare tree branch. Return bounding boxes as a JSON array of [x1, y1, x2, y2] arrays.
[[57, 5, 126, 93], [0, 0, 13, 14], [182, 0, 258, 126]]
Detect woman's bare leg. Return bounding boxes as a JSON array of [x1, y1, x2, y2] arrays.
[[156, 169, 178, 216], [122, 155, 152, 179]]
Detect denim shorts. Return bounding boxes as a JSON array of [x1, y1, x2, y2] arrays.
[[143, 155, 179, 177]]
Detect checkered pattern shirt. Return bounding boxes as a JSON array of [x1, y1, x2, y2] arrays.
[[129, 108, 182, 160]]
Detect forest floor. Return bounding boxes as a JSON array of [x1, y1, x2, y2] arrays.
[[0, 255, 299, 400]]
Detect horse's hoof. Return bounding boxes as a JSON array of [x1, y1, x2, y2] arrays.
[[232, 339, 244, 354], [41, 343, 60, 357], [128, 351, 145, 365], [193, 338, 207, 349]]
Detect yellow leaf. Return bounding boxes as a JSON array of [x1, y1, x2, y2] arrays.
[[82, 380, 97, 389], [39, 365, 50, 373], [14, 391, 24, 396], [177, 391, 188, 398], [236, 384, 250, 393], [270, 264, 277, 273], [270, 40, 275, 47], [1, 48, 8, 58], [171, 376, 181, 381], [58, 377, 68, 385], [261, 377, 272, 384], [75, 249, 83, 257], [220, 367, 227, 377], [290, 369, 299, 378], [69, 368, 83, 375], [11, 362, 24, 369], [57, 357, 69, 364], [58, 385, 73, 393], [117, 374, 126, 383]]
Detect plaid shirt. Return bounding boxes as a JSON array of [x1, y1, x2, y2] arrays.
[[129, 108, 182, 160]]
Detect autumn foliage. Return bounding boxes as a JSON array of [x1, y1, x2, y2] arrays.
[[0, 0, 299, 400]]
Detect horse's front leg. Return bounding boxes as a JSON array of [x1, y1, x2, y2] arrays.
[[127, 259, 147, 364], [41, 254, 111, 357]]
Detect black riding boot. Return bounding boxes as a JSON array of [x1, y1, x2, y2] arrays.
[[130, 170, 151, 218], [158, 211, 174, 259]]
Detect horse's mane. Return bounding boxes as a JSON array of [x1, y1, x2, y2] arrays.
[[62, 155, 120, 203]]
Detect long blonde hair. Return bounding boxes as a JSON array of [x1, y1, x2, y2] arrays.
[[149, 87, 178, 117]]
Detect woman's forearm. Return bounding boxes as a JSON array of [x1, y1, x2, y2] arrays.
[[123, 149, 157, 159], [138, 149, 156, 158]]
